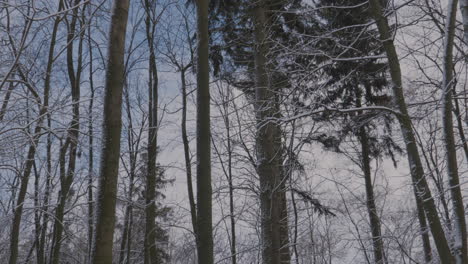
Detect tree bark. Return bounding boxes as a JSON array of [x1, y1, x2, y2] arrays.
[[50, 2, 84, 262], [195, 0, 214, 262], [367, 0, 453, 262], [452, 87, 468, 162], [143, 0, 159, 262], [355, 89, 387, 264], [180, 66, 198, 236], [91, 0, 130, 263], [119, 87, 138, 264], [252, 1, 284, 263], [358, 127, 386, 264], [87, 11, 95, 263], [441, 0, 467, 262]]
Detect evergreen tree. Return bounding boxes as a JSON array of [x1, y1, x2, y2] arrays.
[[309, 2, 400, 263], [118, 148, 172, 263]]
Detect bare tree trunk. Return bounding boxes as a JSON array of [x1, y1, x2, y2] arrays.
[[279, 181, 291, 264], [91, 0, 130, 263], [38, 113, 53, 264], [143, 1, 159, 262], [195, 0, 214, 262], [7, 1, 61, 262], [414, 189, 433, 263], [367, 0, 453, 262], [33, 161, 42, 264], [286, 120, 299, 264], [214, 86, 237, 264], [180, 66, 198, 236], [87, 11, 95, 262], [119, 87, 138, 264], [358, 128, 386, 264], [225, 100, 237, 264], [253, 1, 283, 263], [355, 89, 387, 264], [0, 80, 15, 122], [452, 87, 468, 162], [441, 0, 467, 262], [50, 2, 84, 262]]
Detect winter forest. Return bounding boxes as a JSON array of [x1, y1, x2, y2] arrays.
[[1, 0, 468, 263]]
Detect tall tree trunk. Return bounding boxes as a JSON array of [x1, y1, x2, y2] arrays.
[[143, 1, 159, 262], [38, 113, 53, 264], [91, 0, 130, 263], [441, 0, 467, 262], [414, 187, 433, 263], [286, 120, 299, 264], [180, 66, 198, 235], [358, 128, 386, 263], [87, 13, 95, 263], [195, 0, 214, 262], [33, 161, 42, 264], [7, 1, 61, 262], [252, 1, 283, 263], [367, 0, 453, 262], [50, 2, 84, 262], [226, 106, 237, 264], [355, 89, 386, 264], [119, 87, 137, 264], [217, 87, 237, 264]]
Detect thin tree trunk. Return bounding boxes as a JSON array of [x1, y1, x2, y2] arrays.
[[0, 80, 15, 122], [7, 1, 61, 262], [33, 161, 42, 264], [358, 127, 386, 264], [143, 1, 159, 262], [287, 120, 299, 264], [227, 118, 237, 264], [50, 3, 84, 261], [38, 112, 53, 264], [220, 88, 237, 264], [441, 0, 467, 262], [119, 204, 131, 264], [180, 67, 198, 236], [452, 87, 468, 162], [195, 0, 214, 262], [91, 0, 130, 263], [367, 0, 453, 262], [355, 89, 386, 264], [119, 88, 136, 264], [87, 11, 95, 262]]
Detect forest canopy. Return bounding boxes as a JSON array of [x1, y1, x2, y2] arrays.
[[0, 0, 467, 263]]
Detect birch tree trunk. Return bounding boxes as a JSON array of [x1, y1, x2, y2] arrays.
[[367, 0, 453, 262], [91, 0, 130, 263]]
